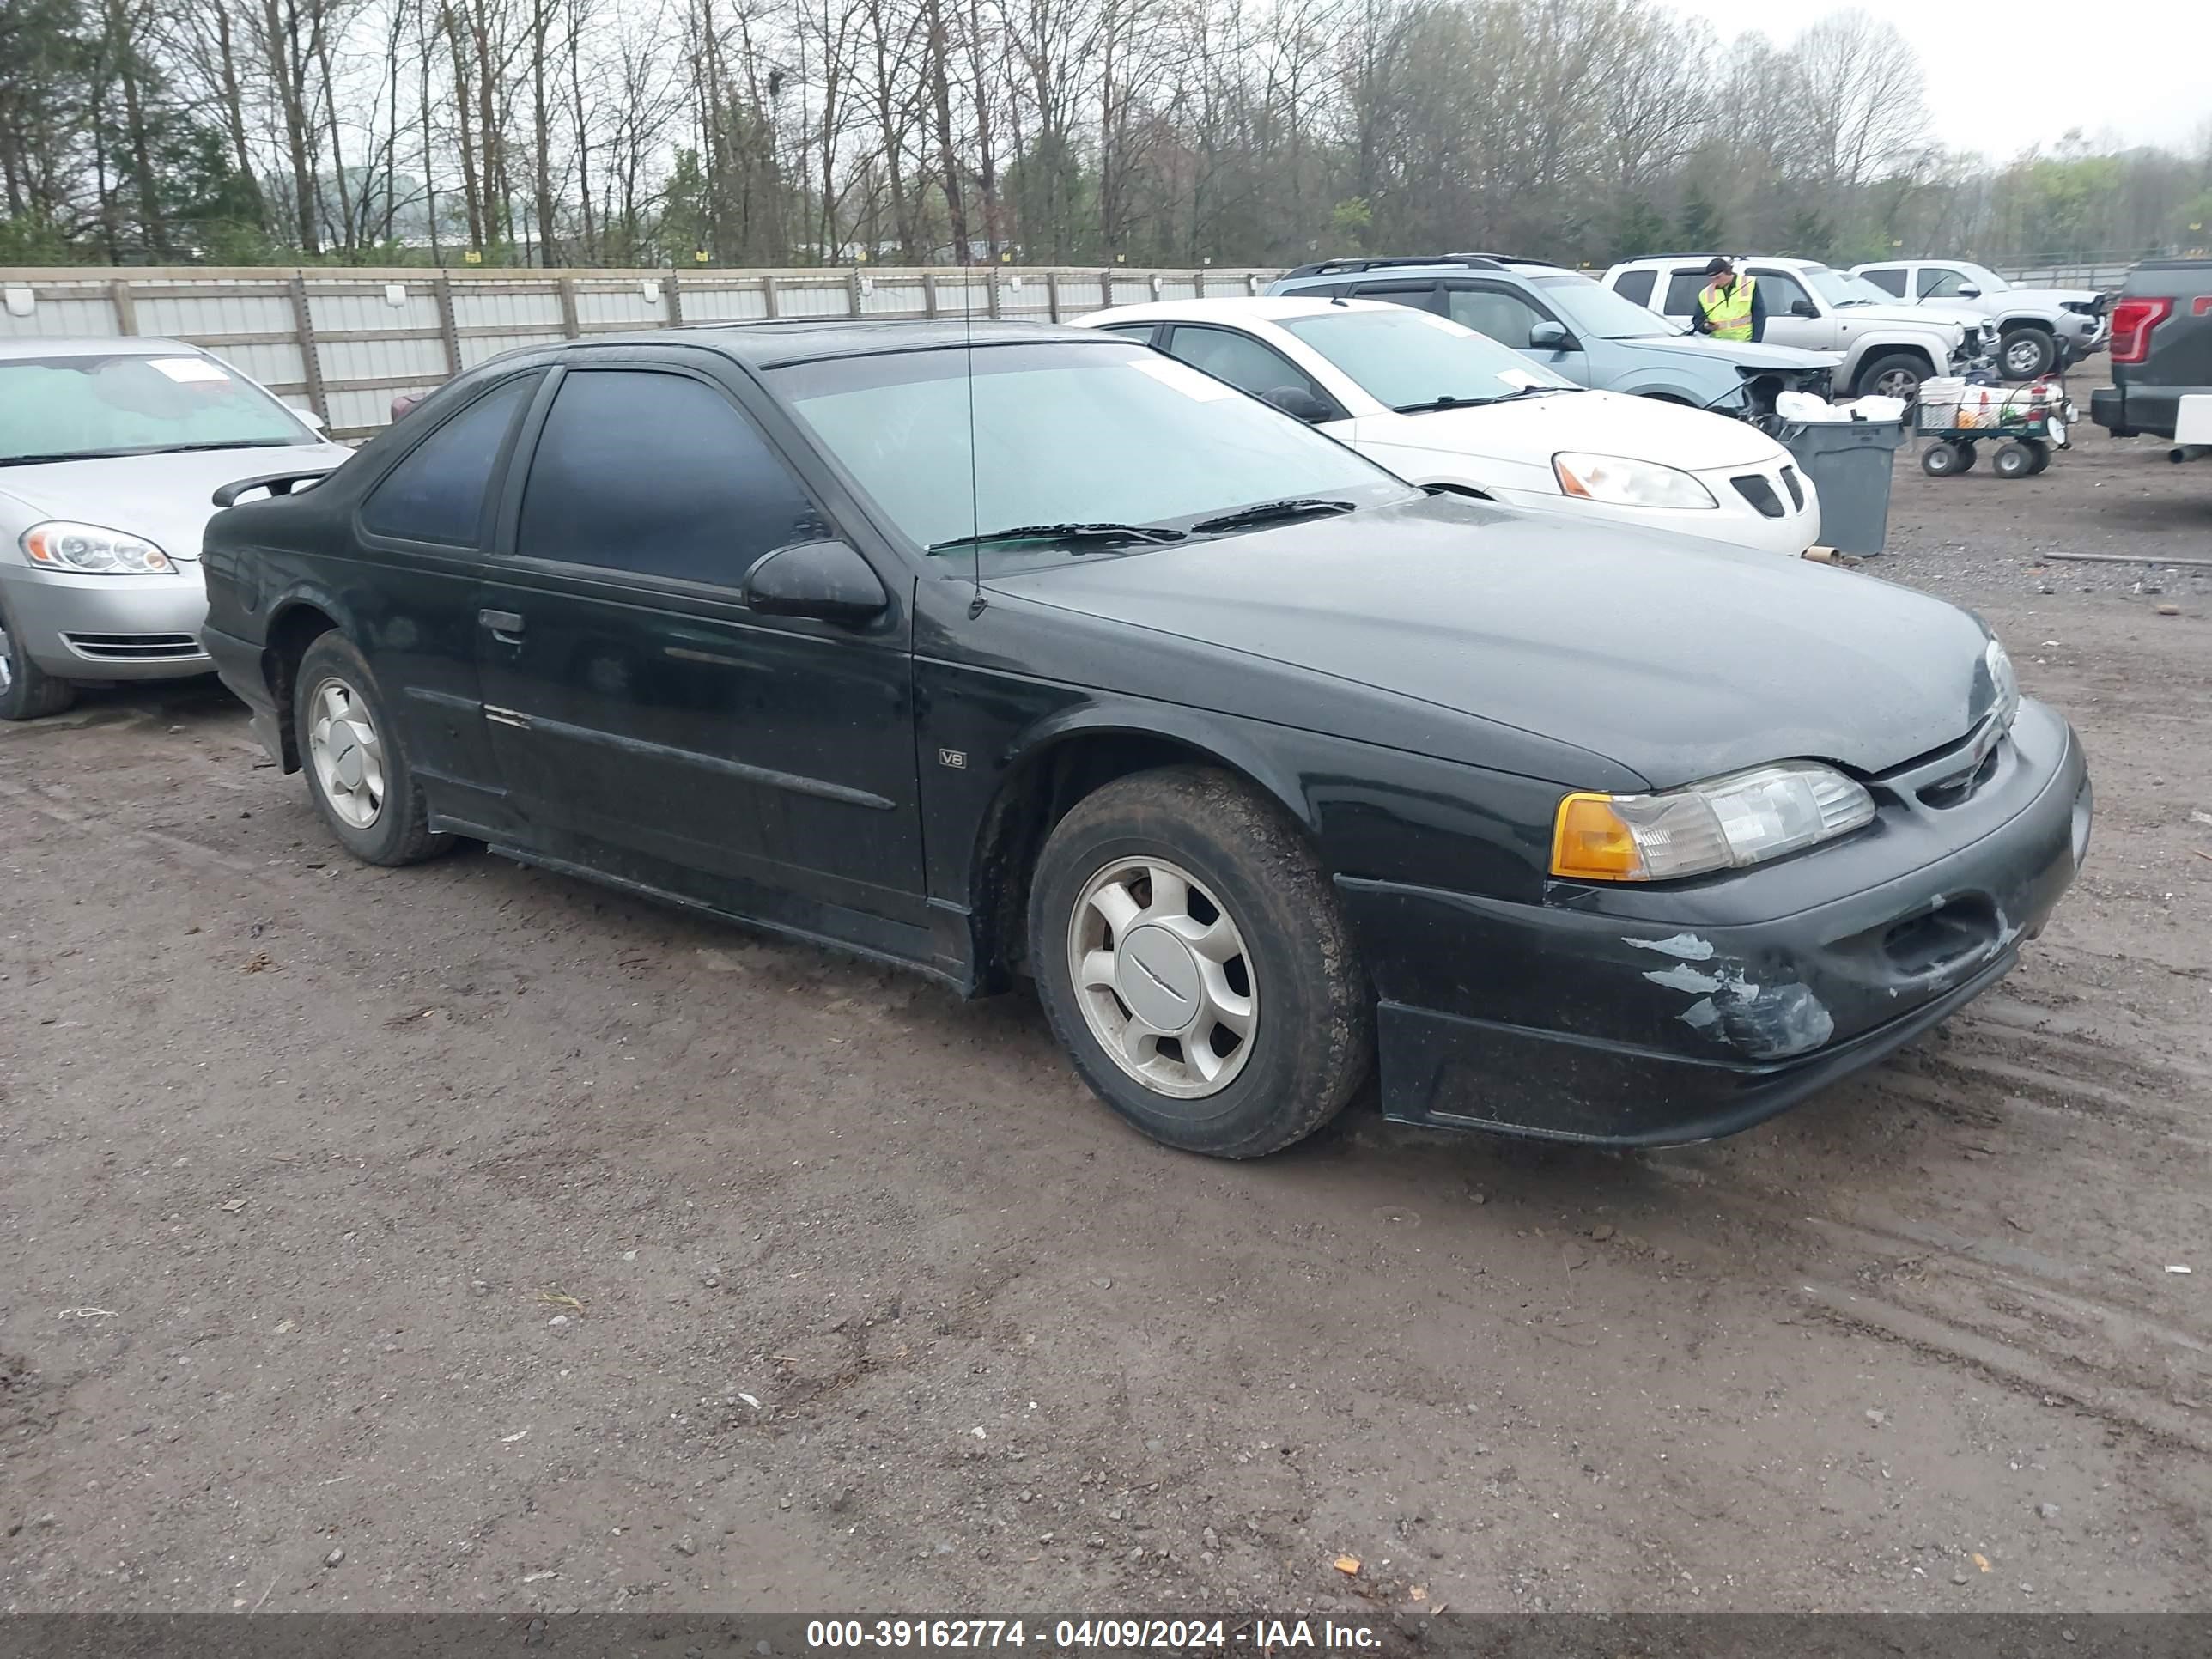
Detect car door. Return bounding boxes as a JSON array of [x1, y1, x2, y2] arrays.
[[349, 368, 544, 837], [1745, 267, 1829, 350], [474, 359, 929, 949], [1158, 323, 1347, 428], [1440, 282, 1591, 385]]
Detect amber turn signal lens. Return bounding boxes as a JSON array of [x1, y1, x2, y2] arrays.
[[1551, 793, 1644, 880]]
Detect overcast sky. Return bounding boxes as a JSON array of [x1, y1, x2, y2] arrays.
[[1665, 0, 2209, 159]]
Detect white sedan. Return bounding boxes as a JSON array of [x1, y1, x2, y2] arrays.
[[1073, 296, 1821, 556]]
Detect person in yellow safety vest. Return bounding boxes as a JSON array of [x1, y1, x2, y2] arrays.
[[1692, 257, 1765, 343]]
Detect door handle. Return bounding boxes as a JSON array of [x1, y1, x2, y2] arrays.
[[479, 608, 525, 644]]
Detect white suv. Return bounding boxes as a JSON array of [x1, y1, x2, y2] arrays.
[[1849, 259, 2105, 380], [1603, 255, 1975, 401]]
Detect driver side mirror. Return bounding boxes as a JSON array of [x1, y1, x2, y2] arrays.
[[1528, 320, 1571, 349], [1261, 386, 1335, 423], [743, 538, 888, 623], [1957, 286, 1982, 300], [1790, 300, 1819, 319]]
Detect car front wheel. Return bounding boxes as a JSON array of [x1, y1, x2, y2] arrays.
[[1029, 766, 1372, 1158], [292, 631, 452, 866], [1856, 352, 1929, 403], [1999, 329, 2057, 380], [0, 593, 79, 721]]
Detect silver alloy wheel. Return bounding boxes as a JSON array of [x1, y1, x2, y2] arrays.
[[1873, 366, 1922, 400], [306, 675, 386, 830], [1066, 855, 1257, 1099], [2002, 334, 2048, 377]]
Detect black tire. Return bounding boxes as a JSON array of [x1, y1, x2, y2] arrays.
[[2026, 442, 2052, 475], [1919, 441, 1966, 477], [1855, 351, 1930, 403], [1993, 441, 2035, 480], [0, 592, 79, 721], [292, 631, 452, 866], [1028, 765, 1372, 1158], [1997, 328, 2057, 381]]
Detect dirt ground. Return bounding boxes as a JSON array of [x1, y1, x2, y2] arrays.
[[3, 369, 2209, 1620]]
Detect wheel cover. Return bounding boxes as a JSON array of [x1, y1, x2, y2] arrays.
[[1874, 367, 1920, 399], [1067, 855, 1257, 1099], [2003, 337, 2045, 375], [305, 675, 386, 830]]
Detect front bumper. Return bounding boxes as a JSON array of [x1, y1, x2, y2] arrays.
[[1492, 459, 1819, 558], [1340, 699, 2090, 1146], [0, 562, 213, 682]]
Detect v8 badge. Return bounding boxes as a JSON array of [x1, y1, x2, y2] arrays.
[[938, 748, 968, 769]]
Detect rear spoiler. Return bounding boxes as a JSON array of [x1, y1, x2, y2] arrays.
[[211, 468, 337, 508]]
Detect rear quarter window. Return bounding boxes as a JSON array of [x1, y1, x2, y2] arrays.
[[1613, 270, 1656, 307], [1662, 270, 1706, 314]]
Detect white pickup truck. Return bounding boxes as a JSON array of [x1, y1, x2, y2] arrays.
[[1850, 258, 2106, 380], [1602, 255, 1978, 401]]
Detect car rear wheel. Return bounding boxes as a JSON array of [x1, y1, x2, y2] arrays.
[[1856, 352, 1929, 403], [1029, 766, 1372, 1158], [293, 632, 452, 866], [1999, 329, 2057, 380]]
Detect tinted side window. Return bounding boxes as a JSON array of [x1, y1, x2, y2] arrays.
[[1348, 281, 1442, 314], [1860, 266, 1907, 297], [515, 370, 821, 586], [1752, 270, 1811, 313], [1444, 284, 1547, 348], [1613, 270, 1656, 307], [361, 374, 536, 545], [1164, 326, 1330, 408], [1097, 323, 1159, 343], [1662, 270, 1706, 313]]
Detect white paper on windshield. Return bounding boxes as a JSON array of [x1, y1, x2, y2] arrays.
[[148, 356, 228, 384], [1128, 356, 1237, 400], [1497, 368, 1547, 389]]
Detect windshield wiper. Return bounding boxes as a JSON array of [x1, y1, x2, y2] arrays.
[[0, 448, 137, 467], [928, 521, 1187, 552], [0, 438, 296, 468], [1188, 498, 1356, 534], [1392, 386, 1560, 415], [149, 439, 299, 453]]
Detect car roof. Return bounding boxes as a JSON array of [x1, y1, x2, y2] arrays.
[[1619, 254, 1821, 270], [0, 336, 209, 361], [1079, 295, 1405, 324], [1280, 257, 1573, 281], [580, 318, 1105, 368]]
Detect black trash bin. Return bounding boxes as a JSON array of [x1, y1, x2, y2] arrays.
[[1779, 416, 1909, 556]]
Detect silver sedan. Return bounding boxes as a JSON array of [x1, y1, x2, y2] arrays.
[[0, 337, 353, 719]]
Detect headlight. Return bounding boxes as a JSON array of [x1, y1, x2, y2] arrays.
[[1984, 638, 2019, 731], [1551, 761, 1875, 882], [21, 520, 176, 574], [1553, 453, 1717, 510]]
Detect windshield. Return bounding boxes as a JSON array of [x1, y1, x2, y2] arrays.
[[0, 352, 313, 465], [1532, 273, 1688, 339], [1799, 265, 1890, 309], [1279, 307, 1577, 408], [770, 340, 1411, 555]]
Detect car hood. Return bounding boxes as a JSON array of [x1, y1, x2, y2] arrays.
[[1832, 302, 1963, 336], [0, 441, 351, 562], [989, 496, 2000, 787], [1376, 390, 1784, 471], [1617, 335, 1841, 373]]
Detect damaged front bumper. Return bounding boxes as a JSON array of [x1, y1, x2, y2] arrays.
[[1341, 698, 2091, 1147]]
